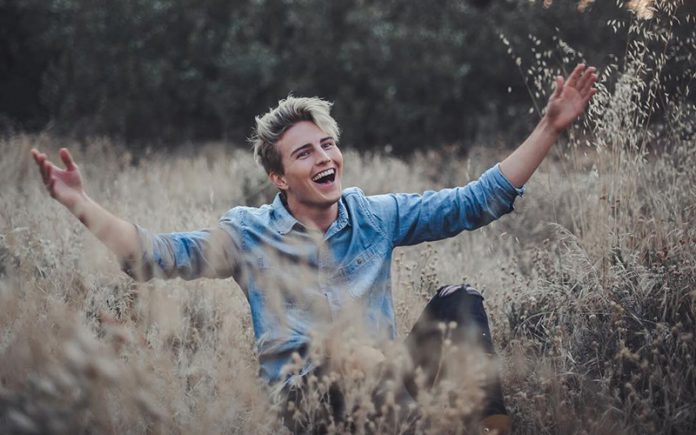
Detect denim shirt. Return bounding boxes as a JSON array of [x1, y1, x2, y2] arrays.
[[124, 163, 523, 384]]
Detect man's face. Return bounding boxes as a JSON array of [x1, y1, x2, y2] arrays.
[[271, 120, 343, 210]]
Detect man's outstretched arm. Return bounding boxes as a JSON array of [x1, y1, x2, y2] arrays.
[[32, 148, 239, 281], [499, 64, 598, 188], [31, 147, 140, 260]]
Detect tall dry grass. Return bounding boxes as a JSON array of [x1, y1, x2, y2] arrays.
[[1, 1, 695, 433]]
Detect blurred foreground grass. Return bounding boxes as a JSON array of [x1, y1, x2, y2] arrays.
[[1, 117, 694, 433], [1, 3, 695, 432]]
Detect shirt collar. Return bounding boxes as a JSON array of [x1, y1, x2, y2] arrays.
[[269, 193, 350, 237], [270, 194, 299, 235], [324, 196, 350, 239]]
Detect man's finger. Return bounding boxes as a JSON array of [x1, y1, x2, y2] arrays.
[[43, 159, 54, 185], [577, 74, 595, 100], [32, 150, 44, 173], [583, 87, 598, 106], [59, 148, 76, 170], [44, 164, 53, 188], [32, 149, 44, 168], [566, 63, 585, 88], [39, 156, 51, 185], [583, 73, 598, 95], [577, 67, 596, 93], [581, 74, 597, 96]]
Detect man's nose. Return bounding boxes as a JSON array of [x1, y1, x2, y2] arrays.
[[316, 146, 331, 164]]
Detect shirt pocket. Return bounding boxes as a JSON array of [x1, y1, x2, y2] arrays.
[[332, 244, 383, 299], [252, 257, 286, 296]]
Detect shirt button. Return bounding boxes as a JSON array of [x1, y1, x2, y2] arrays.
[[357, 258, 364, 265]]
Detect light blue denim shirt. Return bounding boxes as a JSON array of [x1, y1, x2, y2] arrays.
[[124, 163, 523, 384]]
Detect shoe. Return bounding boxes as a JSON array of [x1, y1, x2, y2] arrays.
[[480, 414, 512, 435]]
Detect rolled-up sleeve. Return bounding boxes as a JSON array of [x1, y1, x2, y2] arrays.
[[366, 163, 524, 247], [121, 224, 240, 281]]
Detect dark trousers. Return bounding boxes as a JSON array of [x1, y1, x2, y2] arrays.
[[403, 284, 507, 417], [280, 284, 507, 433]]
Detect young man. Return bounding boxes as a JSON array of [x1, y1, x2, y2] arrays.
[[32, 64, 597, 433]]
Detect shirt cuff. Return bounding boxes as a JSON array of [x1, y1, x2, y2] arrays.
[[493, 163, 525, 197], [120, 223, 154, 281]]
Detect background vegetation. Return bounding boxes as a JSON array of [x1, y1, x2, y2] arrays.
[[2, 0, 692, 152], [1, 0, 695, 433]]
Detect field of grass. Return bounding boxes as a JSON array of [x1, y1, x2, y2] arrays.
[[1, 4, 695, 434]]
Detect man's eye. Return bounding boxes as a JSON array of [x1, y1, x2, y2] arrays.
[[297, 150, 310, 159], [322, 142, 335, 149]]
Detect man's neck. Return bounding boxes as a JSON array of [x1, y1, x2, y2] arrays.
[[285, 197, 339, 234]]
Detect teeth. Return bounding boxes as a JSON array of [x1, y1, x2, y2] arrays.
[[312, 168, 335, 181]]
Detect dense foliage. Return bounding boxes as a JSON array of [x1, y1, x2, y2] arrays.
[[0, 0, 660, 151]]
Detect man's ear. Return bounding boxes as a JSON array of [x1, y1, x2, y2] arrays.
[[269, 172, 288, 191]]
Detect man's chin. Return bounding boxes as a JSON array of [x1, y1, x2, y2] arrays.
[[319, 193, 341, 207], [316, 191, 341, 208], [316, 182, 341, 201]]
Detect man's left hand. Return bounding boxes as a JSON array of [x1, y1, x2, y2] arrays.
[[544, 63, 598, 133]]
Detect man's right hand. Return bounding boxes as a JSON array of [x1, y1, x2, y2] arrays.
[[30, 147, 140, 261], [31, 148, 86, 213]]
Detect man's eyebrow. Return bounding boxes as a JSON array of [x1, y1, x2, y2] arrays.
[[290, 143, 312, 157], [290, 137, 335, 157]]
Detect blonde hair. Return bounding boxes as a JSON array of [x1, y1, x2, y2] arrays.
[[251, 96, 340, 175]]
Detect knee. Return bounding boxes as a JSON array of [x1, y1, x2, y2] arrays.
[[431, 284, 486, 320], [430, 284, 492, 339], [437, 284, 482, 297]]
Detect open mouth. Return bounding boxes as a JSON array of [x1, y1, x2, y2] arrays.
[[311, 168, 336, 185]]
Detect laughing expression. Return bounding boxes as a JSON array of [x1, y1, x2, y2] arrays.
[[271, 121, 344, 213]]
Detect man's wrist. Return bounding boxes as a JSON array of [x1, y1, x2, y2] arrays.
[[68, 191, 93, 222], [539, 114, 564, 138]]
